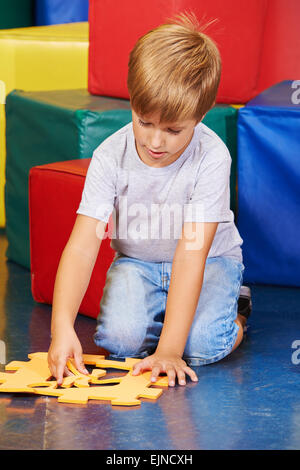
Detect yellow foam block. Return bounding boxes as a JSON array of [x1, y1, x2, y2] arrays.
[[0, 22, 89, 227], [0, 353, 169, 407], [230, 104, 245, 109]]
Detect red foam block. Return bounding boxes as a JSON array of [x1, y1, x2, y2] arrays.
[[257, 0, 300, 94], [29, 159, 115, 319], [88, 0, 268, 103]]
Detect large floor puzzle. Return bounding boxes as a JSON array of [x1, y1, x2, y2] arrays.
[[0, 353, 169, 406]]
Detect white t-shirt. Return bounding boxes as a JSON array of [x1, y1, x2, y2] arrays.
[[77, 122, 243, 262]]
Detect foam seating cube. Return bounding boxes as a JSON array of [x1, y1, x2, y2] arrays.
[[202, 105, 239, 217], [29, 159, 115, 320], [237, 81, 300, 286], [5, 89, 132, 269], [5, 95, 239, 270], [0, 21, 89, 227], [88, 0, 268, 104], [36, 0, 89, 26], [257, 0, 300, 94], [0, 0, 34, 29]]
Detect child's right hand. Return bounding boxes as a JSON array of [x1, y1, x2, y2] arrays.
[[47, 327, 88, 386]]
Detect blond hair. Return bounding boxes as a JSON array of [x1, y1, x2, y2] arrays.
[[127, 12, 221, 123]]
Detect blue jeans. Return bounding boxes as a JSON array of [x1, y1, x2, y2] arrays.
[[94, 254, 244, 366]]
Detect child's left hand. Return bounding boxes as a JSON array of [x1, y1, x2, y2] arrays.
[[131, 353, 198, 387]]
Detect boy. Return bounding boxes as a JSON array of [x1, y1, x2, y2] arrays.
[[48, 13, 251, 387]]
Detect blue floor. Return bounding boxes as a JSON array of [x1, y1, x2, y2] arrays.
[[0, 228, 299, 450]]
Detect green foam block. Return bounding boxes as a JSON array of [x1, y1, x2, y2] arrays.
[[0, 0, 34, 29], [5, 89, 132, 268]]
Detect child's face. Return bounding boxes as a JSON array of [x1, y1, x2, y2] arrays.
[[132, 109, 198, 168]]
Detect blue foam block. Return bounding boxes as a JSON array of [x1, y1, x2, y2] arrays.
[[237, 81, 300, 286], [248, 80, 300, 108], [35, 0, 89, 25]]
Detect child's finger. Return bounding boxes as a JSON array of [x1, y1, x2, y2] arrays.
[[48, 359, 55, 378], [73, 353, 89, 375], [183, 366, 198, 382], [131, 364, 141, 375], [132, 360, 146, 375], [49, 364, 57, 382], [56, 359, 66, 386], [176, 368, 186, 386], [165, 367, 176, 387], [63, 366, 74, 377], [150, 365, 162, 383]]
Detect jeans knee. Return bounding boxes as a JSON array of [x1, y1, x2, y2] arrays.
[[94, 322, 147, 358], [184, 319, 238, 362]]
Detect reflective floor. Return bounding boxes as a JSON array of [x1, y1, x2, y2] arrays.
[[0, 228, 299, 450]]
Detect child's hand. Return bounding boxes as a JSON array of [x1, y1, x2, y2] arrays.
[[131, 353, 198, 387], [48, 327, 88, 386]]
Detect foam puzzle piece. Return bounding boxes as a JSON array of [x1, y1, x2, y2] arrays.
[[0, 353, 169, 407]]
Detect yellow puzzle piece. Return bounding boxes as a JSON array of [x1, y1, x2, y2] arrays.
[[0, 353, 169, 407]]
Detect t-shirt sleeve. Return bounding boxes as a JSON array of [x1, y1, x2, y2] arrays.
[[76, 147, 116, 223], [184, 144, 233, 223]]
